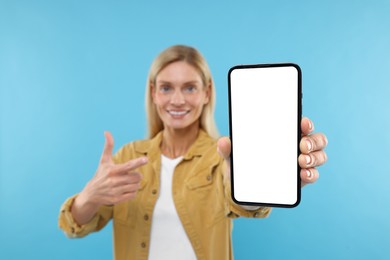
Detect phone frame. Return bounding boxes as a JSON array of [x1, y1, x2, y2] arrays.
[[228, 63, 302, 208]]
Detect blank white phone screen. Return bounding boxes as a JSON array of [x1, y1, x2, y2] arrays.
[[229, 65, 300, 207]]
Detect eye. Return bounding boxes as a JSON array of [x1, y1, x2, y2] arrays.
[[159, 85, 172, 93], [184, 85, 197, 93]]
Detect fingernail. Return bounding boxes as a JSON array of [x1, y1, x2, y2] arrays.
[[305, 169, 312, 179], [306, 139, 313, 152], [308, 120, 313, 131], [305, 155, 311, 165]]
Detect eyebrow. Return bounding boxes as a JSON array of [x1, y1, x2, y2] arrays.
[[156, 80, 202, 85]]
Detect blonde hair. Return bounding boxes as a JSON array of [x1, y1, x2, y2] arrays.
[[145, 45, 219, 139]]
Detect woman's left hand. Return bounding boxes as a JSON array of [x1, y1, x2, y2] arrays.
[[217, 117, 328, 188], [299, 117, 328, 187]]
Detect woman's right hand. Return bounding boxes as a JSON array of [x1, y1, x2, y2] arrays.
[[71, 131, 148, 225]]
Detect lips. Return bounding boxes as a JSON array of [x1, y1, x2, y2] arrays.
[[167, 110, 190, 117]]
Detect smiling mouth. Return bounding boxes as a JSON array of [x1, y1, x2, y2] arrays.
[[167, 110, 190, 116]]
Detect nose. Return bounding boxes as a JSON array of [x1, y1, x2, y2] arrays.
[[170, 89, 185, 105]]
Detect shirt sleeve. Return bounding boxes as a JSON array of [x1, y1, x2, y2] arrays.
[[58, 195, 113, 238], [220, 159, 272, 219]]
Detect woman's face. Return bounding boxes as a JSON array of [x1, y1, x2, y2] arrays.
[[152, 61, 210, 133]]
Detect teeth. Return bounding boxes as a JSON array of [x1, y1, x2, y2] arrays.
[[169, 111, 188, 116]]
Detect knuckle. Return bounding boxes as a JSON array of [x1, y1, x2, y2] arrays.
[[126, 191, 137, 200], [319, 152, 327, 164], [124, 175, 134, 185], [300, 138, 310, 153], [130, 183, 140, 192], [315, 151, 327, 166], [313, 133, 327, 149], [129, 172, 141, 182], [322, 136, 328, 147], [114, 197, 123, 205], [107, 189, 116, 198], [311, 136, 320, 150], [323, 151, 328, 162], [106, 178, 115, 187], [313, 169, 320, 181], [298, 154, 307, 168], [319, 135, 326, 147], [106, 166, 116, 176], [108, 197, 117, 205], [311, 153, 318, 166]]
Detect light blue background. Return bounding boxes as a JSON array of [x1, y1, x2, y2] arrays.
[[1, 0, 389, 259]]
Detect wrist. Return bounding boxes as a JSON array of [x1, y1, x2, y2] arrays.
[[75, 188, 100, 212], [71, 191, 100, 226]]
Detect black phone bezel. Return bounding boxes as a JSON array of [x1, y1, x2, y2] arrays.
[[227, 63, 302, 208]]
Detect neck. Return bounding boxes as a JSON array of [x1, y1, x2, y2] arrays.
[[161, 125, 200, 159]]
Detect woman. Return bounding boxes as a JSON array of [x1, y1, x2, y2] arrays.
[[59, 45, 328, 260]]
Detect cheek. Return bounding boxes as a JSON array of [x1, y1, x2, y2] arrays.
[[153, 93, 167, 106], [194, 95, 208, 107]]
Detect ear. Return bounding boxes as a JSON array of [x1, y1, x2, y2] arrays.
[[204, 80, 212, 104], [150, 82, 156, 103]]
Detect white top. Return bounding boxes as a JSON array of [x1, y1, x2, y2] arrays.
[[148, 155, 197, 260]]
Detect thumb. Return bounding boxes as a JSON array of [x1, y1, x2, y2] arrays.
[[217, 136, 231, 162], [100, 131, 114, 163]]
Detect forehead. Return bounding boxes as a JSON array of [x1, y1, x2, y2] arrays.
[[156, 61, 202, 83]]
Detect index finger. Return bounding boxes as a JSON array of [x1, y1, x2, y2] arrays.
[[301, 117, 314, 136], [110, 156, 149, 175]]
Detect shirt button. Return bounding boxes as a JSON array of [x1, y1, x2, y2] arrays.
[[141, 242, 146, 248], [152, 189, 157, 195], [206, 175, 211, 181], [144, 214, 149, 221]]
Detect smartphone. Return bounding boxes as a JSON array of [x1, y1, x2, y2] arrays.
[[228, 63, 302, 208]]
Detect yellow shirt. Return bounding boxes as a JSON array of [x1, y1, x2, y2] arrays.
[[58, 130, 271, 260]]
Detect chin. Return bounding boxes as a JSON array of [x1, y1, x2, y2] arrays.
[[164, 120, 199, 132]]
